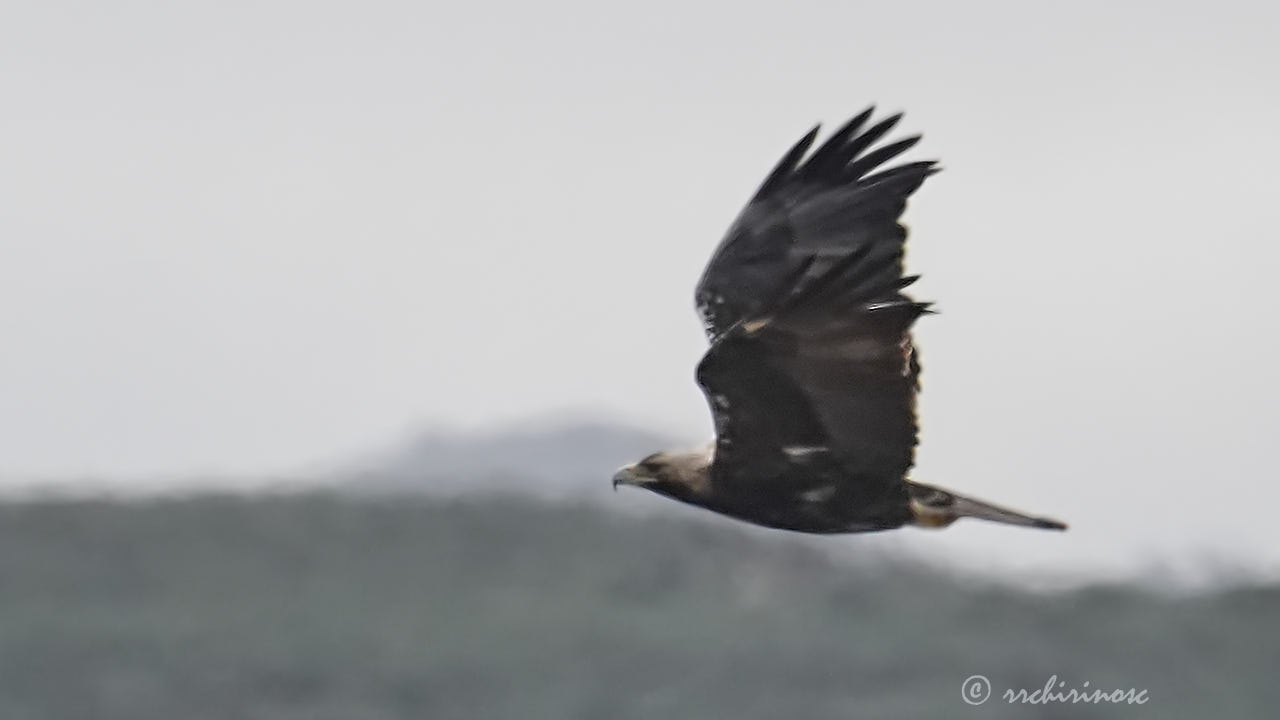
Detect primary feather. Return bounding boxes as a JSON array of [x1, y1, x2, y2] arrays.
[[694, 107, 937, 343]]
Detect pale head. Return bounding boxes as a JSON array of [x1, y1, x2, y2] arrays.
[[611, 444, 714, 502]]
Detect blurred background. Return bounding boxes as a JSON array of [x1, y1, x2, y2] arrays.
[[2, 0, 1278, 717]]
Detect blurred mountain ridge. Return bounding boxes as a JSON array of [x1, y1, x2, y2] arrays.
[[337, 414, 677, 498], [0, 492, 1274, 719]]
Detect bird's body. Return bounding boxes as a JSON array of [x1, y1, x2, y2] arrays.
[[614, 107, 1067, 534]]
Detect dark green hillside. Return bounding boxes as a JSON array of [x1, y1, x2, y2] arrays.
[[0, 494, 1273, 719]]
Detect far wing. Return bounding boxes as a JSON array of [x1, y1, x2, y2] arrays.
[[695, 108, 936, 342]]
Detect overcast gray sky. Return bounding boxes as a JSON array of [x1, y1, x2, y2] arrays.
[[2, 1, 1278, 583]]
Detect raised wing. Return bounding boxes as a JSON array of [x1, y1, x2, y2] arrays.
[[696, 244, 930, 506], [695, 108, 936, 342]]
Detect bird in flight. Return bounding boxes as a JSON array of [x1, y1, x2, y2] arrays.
[[613, 108, 1066, 534]]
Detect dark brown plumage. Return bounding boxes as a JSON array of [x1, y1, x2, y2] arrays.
[[614, 108, 1066, 534]]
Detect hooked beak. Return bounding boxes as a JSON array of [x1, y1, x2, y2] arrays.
[[611, 464, 648, 491]]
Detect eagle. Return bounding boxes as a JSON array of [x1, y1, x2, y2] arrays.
[[613, 108, 1067, 534]]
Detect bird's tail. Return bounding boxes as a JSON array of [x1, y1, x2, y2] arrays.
[[907, 481, 1067, 531]]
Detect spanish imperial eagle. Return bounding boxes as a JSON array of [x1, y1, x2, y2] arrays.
[[612, 108, 1067, 533]]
